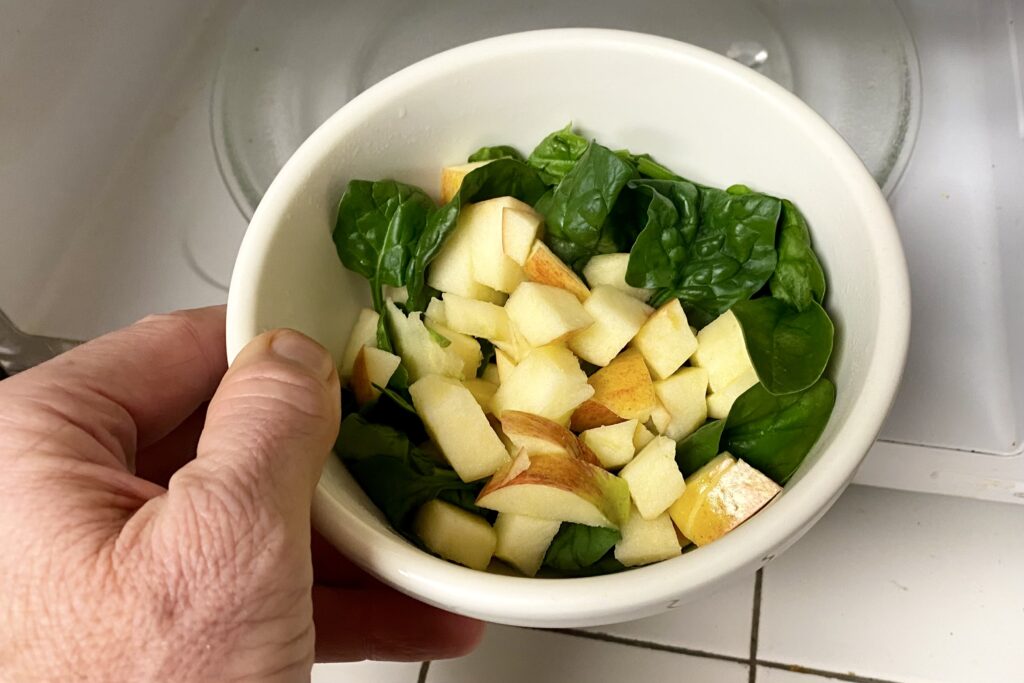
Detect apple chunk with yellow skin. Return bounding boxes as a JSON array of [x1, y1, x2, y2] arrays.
[[500, 411, 600, 466], [654, 367, 709, 441], [618, 436, 686, 519], [350, 346, 402, 406], [477, 448, 631, 528], [504, 282, 593, 347], [691, 310, 754, 393], [582, 253, 653, 302], [614, 506, 681, 567], [502, 206, 544, 266], [442, 292, 511, 342], [409, 374, 509, 482], [669, 453, 781, 546], [523, 241, 591, 302], [386, 301, 465, 381], [339, 308, 379, 380], [440, 160, 491, 204], [571, 348, 657, 431], [464, 197, 532, 293], [569, 286, 653, 367], [493, 513, 561, 577], [414, 499, 496, 571], [490, 345, 594, 426], [707, 367, 759, 420], [632, 299, 698, 380], [427, 208, 505, 303], [633, 422, 656, 451], [580, 420, 638, 470]]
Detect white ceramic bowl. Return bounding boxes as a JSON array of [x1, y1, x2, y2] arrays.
[[226, 29, 910, 627]]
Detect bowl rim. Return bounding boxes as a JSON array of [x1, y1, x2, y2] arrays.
[[226, 27, 910, 626]]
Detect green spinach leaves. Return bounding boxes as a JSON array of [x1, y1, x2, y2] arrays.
[[770, 200, 826, 311], [542, 524, 623, 575], [528, 123, 590, 185]]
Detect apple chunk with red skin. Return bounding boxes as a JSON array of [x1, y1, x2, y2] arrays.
[[499, 411, 601, 466], [477, 448, 631, 529]]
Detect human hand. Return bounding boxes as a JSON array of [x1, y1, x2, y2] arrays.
[[0, 307, 483, 682]]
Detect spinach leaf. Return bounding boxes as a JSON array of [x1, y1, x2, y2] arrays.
[[676, 420, 726, 476], [651, 187, 781, 326], [528, 124, 590, 185], [540, 142, 638, 271], [468, 145, 524, 162], [543, 552, 627, 578], [336, 414, 488, 531], [770, 200, 826, 311], [333, 180, 434, 311], [624, 179, 700, 290], [543, 524, 621, 572], [406, 159, 547, 310], [614, 151, 683, 181], [731, 298, 834, 395], [721, 378, 836, 484]]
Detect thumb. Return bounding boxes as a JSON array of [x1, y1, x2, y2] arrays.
[[173, 329, 341, 534]]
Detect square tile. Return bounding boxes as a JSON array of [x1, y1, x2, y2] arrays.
[[584, 572, 756, 658], [312, 661, 421, 683], [759, 485, 1024, 683], [428, 625, 749, 683], [756, 666, 845, 682]]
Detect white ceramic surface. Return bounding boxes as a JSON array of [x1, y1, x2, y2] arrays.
[[226, 29, 910, 627]]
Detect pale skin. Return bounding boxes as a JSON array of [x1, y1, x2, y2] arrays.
[[0, 306, 483, 682]]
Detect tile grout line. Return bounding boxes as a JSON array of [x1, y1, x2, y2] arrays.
[[749, 569, 764, 683], [417, 661, 430, 683], [553, 628, 751, 666]]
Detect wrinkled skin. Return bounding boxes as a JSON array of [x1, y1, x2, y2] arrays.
[[0, 307, 483, 683]]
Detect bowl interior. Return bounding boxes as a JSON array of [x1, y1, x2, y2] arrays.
[[227, 29, 908, 627]]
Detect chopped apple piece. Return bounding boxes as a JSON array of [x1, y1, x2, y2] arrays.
[[655, 367, 709, 441], [614, 506, 682, 567], [492, 319, 533, 363], [569, 286, 653, 366], [499, 411, 600, 465], [505, 282, 594, 347], [491, 345, 594, 426], [618, 436, 686, 519], [350, 346, 402, 406], [382, 285, 408, 304], [386, 301, 465, 381], [409, 374, 510, 482], [632, 299, 698, 380], [502, 206, 544, 266], [424, 297, 447, 325], [523, 241, 591, 302], [580, 420, 638, 470], [582, 253, 653, 302], [495, 348, 517, 383], [669, 453, 781, 546], [440, 160, 491, 204], [427, 209, 506, 303], [463, 378, 498, 411], [340, 308, 379, 380], [442, 292, 511, 342], [633, 422, 656, 451], [570, 349, 657, 431], [707, 367, 759, 420], [493, 513, 561, 577], [414, 499, 496, 571], [477, 449, 630, 528], [424, 320, 482, 378], [649, 403, 672, 435], [691, 310, 754, 393], [481, 363, 500, 385], [464, 197, 532, 293]]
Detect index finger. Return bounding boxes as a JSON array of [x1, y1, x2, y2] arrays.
[[1, 306, 227, 463]]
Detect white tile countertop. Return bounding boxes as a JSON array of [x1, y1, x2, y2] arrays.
[[313, 485, 1024, 683]]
